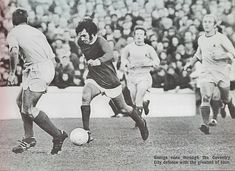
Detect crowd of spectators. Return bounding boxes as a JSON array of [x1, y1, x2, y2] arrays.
[[0, 0, 235, 91]]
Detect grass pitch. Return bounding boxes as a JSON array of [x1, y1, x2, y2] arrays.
[[0, 115, 235, 171]]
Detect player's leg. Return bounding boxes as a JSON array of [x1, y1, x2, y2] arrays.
[[12, 88, 37, 153], [143, 99, 150, 115], [122, 86, 134, 116], [109, 99, 120, 117], [23, 88, 67, 154], [209, 87, 222, 126], [218, 85, 235, 118], [127, 81, 139, 126], [135, 85, 145, 117], [195, 87, 202, 115], [133, 81, 150, 128], [136, 74, 152, 116], [21, 89, 61, 137], [13, 88, 66, 154], [220, 80, 235, 118], [127, 81, 137, 108], [112, 93, 149, 140], [81, 83, 101, 131], [16, 88, 34, 138], [110, 80, 134, 117], [199, 82, 215, 134]]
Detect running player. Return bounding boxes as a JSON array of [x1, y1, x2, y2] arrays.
[[209, 59, 235, 126], [184, 14, 235, 134], [121, 25, 160, 124], [7, 8, 68, 154], [75, 18, 149, 141]]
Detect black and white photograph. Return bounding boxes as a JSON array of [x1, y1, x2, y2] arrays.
[[0, 0, 235, 170]]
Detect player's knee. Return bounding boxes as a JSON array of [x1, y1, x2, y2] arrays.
[[221, 96, 231, 104], [212, 94, 220, 101], [201, 95, 211, 106], [23, 106, 40, 119], [82, 91, 92, 104]]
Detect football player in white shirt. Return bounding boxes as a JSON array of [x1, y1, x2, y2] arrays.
[[184, 14, 235, 134], [121, 25, 160, 123], [7, 8, 68, 154]]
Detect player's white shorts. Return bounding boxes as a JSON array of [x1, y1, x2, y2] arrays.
[[126, 72, 152, 89], [22, 60, 55, 92], [199, 70, 230, 88], [85, 79, 122, 98]]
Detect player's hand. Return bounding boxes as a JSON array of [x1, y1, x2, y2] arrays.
[[7, 72, 16, 86], [183, 63, 192, 72], [87, 59, 101, 66]]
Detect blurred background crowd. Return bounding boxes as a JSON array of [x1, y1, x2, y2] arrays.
[[0, 0, 235, 91]]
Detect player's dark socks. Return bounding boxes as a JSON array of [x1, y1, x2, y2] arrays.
[[129, 108, 149, 140], [129, 108, 144, 126], [109, 100, 119, 117], [123, 87, 134, 106], [227, 99, 235, 118], [143, 100, 150, 115], [136, 106, 143, 116], [135, 106, 143, 127], [220, 104, 226, 118], [200, 106, 210, 125], [33, 111, 61, 138], [210, 100, 221, 120], [81, 105, 91, 130], [21, 113, 34, 138]]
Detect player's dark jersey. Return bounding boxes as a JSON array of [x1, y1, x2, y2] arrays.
[[78, 36, 121, 89]]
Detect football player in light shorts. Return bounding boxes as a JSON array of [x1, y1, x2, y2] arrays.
[[121, 25, 160, 126], [184, 14, 235, 134], [7, 8, 68, 154], [209, 59, 235, 126]]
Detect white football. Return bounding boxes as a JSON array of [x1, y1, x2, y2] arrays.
[[70, 128, 89, 146]]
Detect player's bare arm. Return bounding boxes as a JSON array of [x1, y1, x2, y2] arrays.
[[8, 46, 19, 84]]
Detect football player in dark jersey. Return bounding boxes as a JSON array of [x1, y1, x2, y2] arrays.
[[75, 18, 149, 141]]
